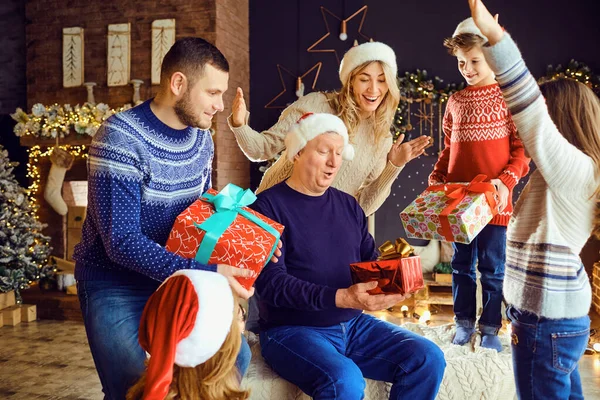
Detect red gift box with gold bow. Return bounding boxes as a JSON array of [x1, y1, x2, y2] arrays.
[[350, 238, 424, 295]]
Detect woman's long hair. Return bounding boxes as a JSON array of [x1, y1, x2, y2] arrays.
[[328, 60, 400, 146], [539, 78, 600, 238], [127, 295, 250, 400]]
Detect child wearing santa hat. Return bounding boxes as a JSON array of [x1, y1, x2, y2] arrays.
[[428, 17, 530, 351], [126, 270, 249, 400]]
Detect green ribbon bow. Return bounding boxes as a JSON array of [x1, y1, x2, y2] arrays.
[[194, 183, 281, 266]]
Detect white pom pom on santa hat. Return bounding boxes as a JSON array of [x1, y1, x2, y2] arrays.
[[284, 112, 354, 161], [452, 17, 488, 41]]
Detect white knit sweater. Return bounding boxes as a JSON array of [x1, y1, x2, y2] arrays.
[[228, 92, 402, 216], [484, 34, 597, 319]]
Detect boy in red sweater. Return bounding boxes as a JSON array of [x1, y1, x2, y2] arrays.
[[429, 17, 530, 351]]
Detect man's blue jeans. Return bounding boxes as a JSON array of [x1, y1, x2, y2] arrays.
[[77, 278, 251, 400], [259, 313, 445, 400], [507, 305, 590, 400], [452, 224, 506, 333]]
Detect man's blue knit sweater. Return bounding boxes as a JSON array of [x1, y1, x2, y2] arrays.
[[74, 100, 216, 283]]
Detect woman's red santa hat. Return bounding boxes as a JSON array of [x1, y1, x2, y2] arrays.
[[138, 270, 235, 400]]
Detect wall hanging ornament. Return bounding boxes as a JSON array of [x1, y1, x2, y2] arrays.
[[151, 19, 176, 85], [265, 63, 322, 109], [307, 5, 370, 64], [62, 27, 84, 88], [107, 23, 131, 87], [392, 69, 464, 155]]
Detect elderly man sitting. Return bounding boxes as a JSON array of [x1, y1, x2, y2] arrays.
[[250, 112, 446, 400]]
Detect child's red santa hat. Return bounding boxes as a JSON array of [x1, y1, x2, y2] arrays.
[[138, 270, 234, 400], [284, 112, 355, 161]]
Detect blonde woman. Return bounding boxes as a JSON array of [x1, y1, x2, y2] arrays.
[[229, 42, 431, 217]]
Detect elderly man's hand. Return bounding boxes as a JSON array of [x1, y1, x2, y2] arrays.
[[335, 281, 409, 311]]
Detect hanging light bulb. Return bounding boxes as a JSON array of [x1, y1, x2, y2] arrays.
[[419, 310, 431, 325], [339, 20, 348, 41], [594, 342, 600, 353], [400, 305, 409, 318]]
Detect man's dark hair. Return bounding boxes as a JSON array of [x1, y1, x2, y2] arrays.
[[443, 33, 486, 56], [160, 37, 229, 86]]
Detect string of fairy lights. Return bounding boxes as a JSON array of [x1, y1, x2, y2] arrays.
[[25, 145, 88, 214]]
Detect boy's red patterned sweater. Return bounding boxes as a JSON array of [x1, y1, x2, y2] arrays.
[[428, 83, 530, 226]]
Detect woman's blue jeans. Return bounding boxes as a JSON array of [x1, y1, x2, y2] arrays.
[[507, 305, 590, 400]]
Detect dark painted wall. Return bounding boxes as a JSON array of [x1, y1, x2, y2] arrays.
[[248, 0, 600, 244], [0, 0, 27, 186]]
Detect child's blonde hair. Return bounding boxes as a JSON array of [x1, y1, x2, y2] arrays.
[[126, 293, 250, 400], [443, 33, 485, 56], [539, 78, 600, 238]]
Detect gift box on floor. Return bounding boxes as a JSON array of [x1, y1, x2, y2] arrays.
[[400, 174, 497, 244], [166, 184, 284, 290], [350, 239, 424, 295]]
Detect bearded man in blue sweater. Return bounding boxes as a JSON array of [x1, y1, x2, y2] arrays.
[[73, 38, 259, 399], [250, 112, 446, 400]]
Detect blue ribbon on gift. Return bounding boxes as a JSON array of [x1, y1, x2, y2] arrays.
[[193, 183, 281, 267]]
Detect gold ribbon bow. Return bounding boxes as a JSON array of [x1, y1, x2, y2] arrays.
[[378, 238, 414, 260]]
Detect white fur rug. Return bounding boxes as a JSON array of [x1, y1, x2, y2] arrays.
[[243, 322, 516, 400]]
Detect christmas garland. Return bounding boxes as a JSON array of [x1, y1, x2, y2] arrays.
[[538, 59, 600, 96], [10, 102, 130, 139]]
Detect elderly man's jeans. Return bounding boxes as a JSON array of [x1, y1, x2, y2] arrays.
[[452, 224, 506, 333], [259, 313, 446, 400], [77, 278, 251, 400], [507, 305, 590, 400]]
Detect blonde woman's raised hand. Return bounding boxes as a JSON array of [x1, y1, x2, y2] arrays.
[[387, 134, 431, 168], [468, 0, 504, 45], [231, 87, 247, 128]]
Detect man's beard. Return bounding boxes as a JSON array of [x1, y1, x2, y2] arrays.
[[174, 92, 210, 129]]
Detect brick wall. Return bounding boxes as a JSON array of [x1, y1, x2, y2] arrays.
[[26, 0, 217, 108], [25, 0, 249, 256], [214, 0, 250, 189]]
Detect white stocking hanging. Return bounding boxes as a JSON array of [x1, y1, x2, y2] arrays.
[[44, 147, 74, 215]]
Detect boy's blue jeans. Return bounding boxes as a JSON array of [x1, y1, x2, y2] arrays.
[[259, 313, 446, 400], [451, 224, 506, 333], [507, 305, 589, 400], [77, 278, 251, 400]]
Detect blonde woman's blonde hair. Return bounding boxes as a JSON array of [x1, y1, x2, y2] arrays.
[[126, 294, 250, 400], [539, 78, 600, 239], [328, 60, 400, 146]]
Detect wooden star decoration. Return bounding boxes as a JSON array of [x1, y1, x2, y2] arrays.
[[307, 5, 371, 64], [264, 62, 323, 109]]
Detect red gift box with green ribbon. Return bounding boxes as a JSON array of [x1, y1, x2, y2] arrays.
[[165, 184, 284, 290], [400, 174, 498, 244]]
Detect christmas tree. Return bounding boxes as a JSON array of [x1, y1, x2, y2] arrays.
[[0, 144, 52, 302]]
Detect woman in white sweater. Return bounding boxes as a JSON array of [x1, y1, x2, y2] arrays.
[[228, 42, 431, 217], [470, 1, 600, 399]]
